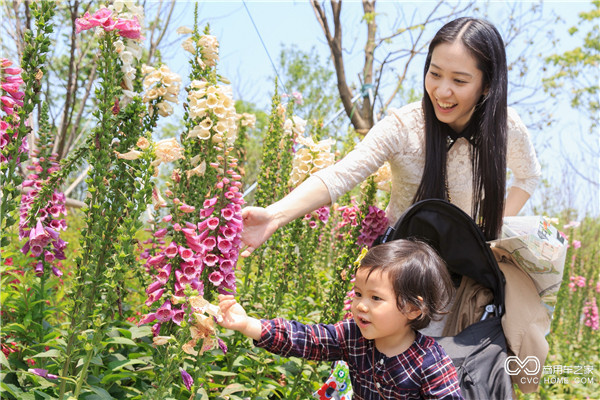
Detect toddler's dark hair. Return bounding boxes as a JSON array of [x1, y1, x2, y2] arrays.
[[359, 239, 454, 330]]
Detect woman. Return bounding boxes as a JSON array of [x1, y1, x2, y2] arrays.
[[241, 17, 541, 255]]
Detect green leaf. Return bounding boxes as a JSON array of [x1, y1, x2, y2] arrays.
[[194, 387, 209, 400], [129, 325, 152, 340], [100, 372, 136, 385], [107, 359, 146, 372], [206, 370, 237, 377], [221, 383, 247, 396], [103, 337, 136, 346], [0, 351, 10, 370], [33, 349, 61, 358], [1, 382, 23, 397], [87, 385, 115, 400], [32, 390, 56, 399]]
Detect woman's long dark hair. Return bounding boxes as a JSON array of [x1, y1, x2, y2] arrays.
[[414, 17, 508, 240]]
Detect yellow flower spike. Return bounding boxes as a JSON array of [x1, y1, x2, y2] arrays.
[[189, 295, 208, 311], [186, 161, 206, 179]]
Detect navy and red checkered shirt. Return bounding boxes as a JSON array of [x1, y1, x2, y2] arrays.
[[255, 318, 463, 400]]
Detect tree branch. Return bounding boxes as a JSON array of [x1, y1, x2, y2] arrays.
[[311, 0, 370, 133], [148, 0, 177, 64]]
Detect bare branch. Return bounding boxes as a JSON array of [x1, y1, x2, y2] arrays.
[[148, 0, 177, 64], [54, 0, 80, 159]]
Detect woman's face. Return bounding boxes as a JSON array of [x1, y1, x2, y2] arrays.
[[425, 41, 486, 132]]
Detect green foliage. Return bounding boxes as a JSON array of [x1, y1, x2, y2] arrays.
[[277, 45, 342, 139], [517, 216, 600, 399], [543, 0, 599, 131], [0, 1, 55, 240]]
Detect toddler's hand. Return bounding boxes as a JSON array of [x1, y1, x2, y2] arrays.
[[218, 295, 249, 331]]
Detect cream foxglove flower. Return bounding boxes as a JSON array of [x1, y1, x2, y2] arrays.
[[181, 37, 196, 54], [152, 335, 172, 345], [115, 149, 142, 160], [156, 101, 173, 117], [176, 26, 193, 35], [136, 137, 150, 150], [154, 138, 184, 163]]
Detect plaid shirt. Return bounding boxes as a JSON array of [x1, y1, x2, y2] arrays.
[[256, 318, 463, 400]]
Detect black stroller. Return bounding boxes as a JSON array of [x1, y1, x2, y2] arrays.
[[374, 199, 513, 399]]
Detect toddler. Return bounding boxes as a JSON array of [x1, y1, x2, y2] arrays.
[[218, 239, 462, 399]]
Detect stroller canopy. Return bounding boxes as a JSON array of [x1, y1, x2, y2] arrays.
[[376, 199, 505, 313]]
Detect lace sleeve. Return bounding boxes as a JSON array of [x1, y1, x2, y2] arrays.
[[506, 108, 541, 196], [312, 112, 406, 204]]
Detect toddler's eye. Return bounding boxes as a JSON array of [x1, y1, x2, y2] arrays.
[[372, 295, 382, 301]]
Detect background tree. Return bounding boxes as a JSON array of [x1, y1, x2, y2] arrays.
[[1, 0, 181, 202], [310, 0, 559, 136], [543, 0, 599, 195]]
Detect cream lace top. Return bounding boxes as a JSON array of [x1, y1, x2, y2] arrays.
[[313, 101, 541, 224]]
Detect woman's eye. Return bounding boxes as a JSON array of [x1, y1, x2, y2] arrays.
[[454, 79, 467, 84], [429, 71, 440, 78]]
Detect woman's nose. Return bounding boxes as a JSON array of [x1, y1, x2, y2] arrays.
[[436, 81, 452, 98]]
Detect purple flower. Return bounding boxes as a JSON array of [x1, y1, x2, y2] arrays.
[[180, 368, 193, 390], [154, 228, 168, 238], [145, 288, 165, 307], [206, 217, 220, 230], [218, 338, 228, 354], [179, 246, 194, 261], [172, 306, 185, 326], [204, 253, 219, 266], [157, 264, 172, 283], [138, 313, 157, 325], [217, 238, 232, 253], [29, 368, 59, 379], [155, 301, 173, 323]]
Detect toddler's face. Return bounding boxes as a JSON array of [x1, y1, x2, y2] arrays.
[[351, 268, 416, 350]]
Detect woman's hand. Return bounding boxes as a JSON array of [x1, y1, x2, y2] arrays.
[[240, 206, 280, 257], [240, 176, 332, 257]]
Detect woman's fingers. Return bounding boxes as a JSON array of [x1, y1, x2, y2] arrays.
[[240, 245, 254, 258]]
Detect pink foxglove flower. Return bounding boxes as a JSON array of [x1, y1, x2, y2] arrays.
[[583, 297, 599, 331], [357, 206, 388, 248], [155, 300, 173, 323]]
